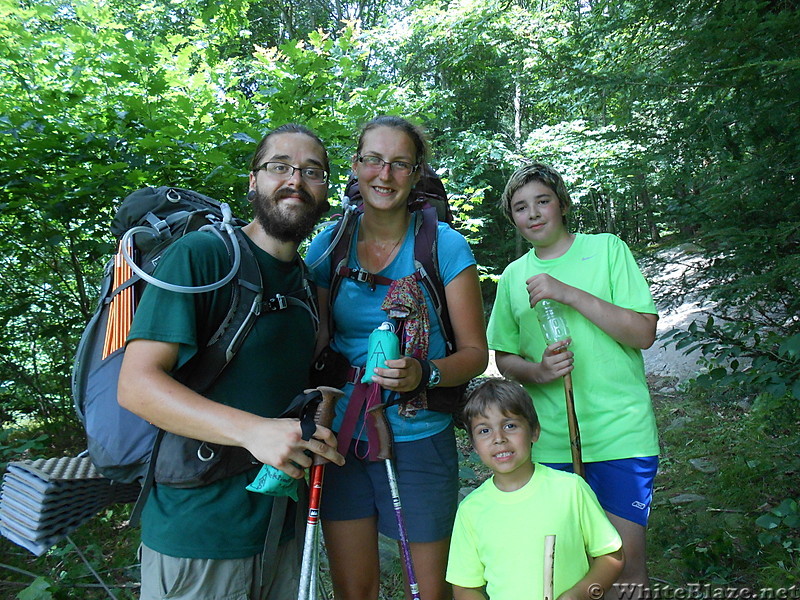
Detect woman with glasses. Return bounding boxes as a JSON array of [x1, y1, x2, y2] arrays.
[[306, 116, 488, 600]]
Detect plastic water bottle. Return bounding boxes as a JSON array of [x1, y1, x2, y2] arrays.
[[535, 300, 570, 346], [362, 322, 400, 383]]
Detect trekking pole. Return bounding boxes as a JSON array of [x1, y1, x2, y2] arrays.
[[298, 386, 342, 600], [301, 464, 323, 600], [536, 300, 584, 479], [543, 534, 556, 600], [367, 402, 421, 600]]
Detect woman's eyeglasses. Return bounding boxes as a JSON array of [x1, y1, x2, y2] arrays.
[[357, 155, 418, 177]]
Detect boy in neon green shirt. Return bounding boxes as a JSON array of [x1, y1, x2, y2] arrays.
[[446, 378, 623, 600], [487, 163, 658, 597]]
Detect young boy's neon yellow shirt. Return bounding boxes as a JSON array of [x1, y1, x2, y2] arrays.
[[488, 233, 659, 463], [446, 464, 622, 599]]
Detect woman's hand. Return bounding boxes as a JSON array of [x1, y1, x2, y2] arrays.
[[370, 356, 425, 392]]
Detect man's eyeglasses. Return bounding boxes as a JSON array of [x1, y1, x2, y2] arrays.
[[357, 155, 418, 177], [254, 162, 329, 184]]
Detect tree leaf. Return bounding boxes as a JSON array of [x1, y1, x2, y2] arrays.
[[755, 514, 780, 530], [18, 577, 54, 600]]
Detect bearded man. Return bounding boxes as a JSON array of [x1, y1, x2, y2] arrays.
[[119, 124, 344, 600]]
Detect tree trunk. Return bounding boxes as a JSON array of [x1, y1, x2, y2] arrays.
[[638, 180, 661, 243], [514, 80, 522, 151]]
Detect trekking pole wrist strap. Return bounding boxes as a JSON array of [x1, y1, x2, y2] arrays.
[[404, 358, 430, 400]]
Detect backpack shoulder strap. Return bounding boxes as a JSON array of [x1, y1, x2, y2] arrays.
[[325, 206, 456, 353], [287, 258, 319, 332], [175, 227, 263, 392], [413, 206, 456, 354], [177, 228, 319, 390], [326, 213, 360, 334]]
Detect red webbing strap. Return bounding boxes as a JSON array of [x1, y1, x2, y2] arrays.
[[336, 381, 383, 461]]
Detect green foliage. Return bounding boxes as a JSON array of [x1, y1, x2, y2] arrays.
[[755, 498, 800, 583], [667, 318, 800, 409], [649, 377, 800, 586], [18, 577, 55, 600], [0, 2, 417, 430], [2, 0, 256, 424], [387, 0, 800, 348], [677, 527, 745, 583], [4, 0, 796, 435], [756, 498, 800, 548], [1, 0, 800, 589], [455, 428, 490, 486], [1, 506, 139, 599], [0, 428, 49, 471]]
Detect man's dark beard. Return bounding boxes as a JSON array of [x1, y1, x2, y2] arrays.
[[252, 187, 327, 244]]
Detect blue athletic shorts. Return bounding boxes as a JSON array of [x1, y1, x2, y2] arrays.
[[320, 426, 459, 543], [541, 456, 658, 527]]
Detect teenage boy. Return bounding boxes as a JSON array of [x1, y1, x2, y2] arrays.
[[446, 378, 624, 600], [118, 124, 344, 600], [487, 162, 659, 598]]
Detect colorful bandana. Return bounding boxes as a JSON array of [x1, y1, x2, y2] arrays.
[[381, 274, 430, 417]]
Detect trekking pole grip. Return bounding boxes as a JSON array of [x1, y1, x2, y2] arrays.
[[307, 386, 343, 465], [366, 403, 393, 461]]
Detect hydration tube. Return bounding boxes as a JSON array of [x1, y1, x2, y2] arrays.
[[119, 202, 241, 294], [307, 195, 357, 271]]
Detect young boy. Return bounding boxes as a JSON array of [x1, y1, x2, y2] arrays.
[[487, 163, 659, 597], [446, 378, 624, 600]]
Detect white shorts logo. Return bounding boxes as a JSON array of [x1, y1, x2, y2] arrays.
[[631, 501, 646, 510]]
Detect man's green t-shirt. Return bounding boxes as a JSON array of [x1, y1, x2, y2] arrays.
[[487, 233, 659, 463], [127, 229, 316, 559]]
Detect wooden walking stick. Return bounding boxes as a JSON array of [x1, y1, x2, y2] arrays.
[[561, 371, 584, 479], [543, 534, 556, 600], [536, 300, 584, 479], [298, 386, 343, 600]]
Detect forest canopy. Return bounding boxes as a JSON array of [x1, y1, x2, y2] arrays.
[[1, 0, 798, 426]]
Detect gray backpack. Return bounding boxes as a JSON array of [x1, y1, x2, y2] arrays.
[[71, 187, 317, 522]]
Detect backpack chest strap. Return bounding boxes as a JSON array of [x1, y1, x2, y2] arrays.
[[336, 266, 394, 290], [336, 265, 423, 291], [261, 290, 313, 313], [256, 280, 318, 332], [234, 269, 315, 317]]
